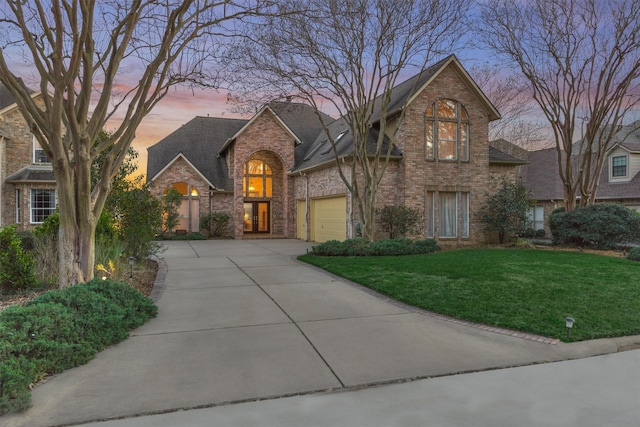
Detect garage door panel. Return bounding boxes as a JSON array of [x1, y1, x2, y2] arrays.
[[311, 196, 346, 242]]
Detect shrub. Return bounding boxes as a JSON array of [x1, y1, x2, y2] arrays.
[[311, 238, 440, 256], [200, 212, 231, 237], [413, 239, 440, 254], [341, 238, 372, 256], [549, 204, 640, 249], [370, 238, 415, 255], [311, 240, 346, 256], [480, 179, 533, 243], [628, 247, 640, 262], [377, 206, 424, 239], [31, 235, 58, 286], [84, 279, 158, 329], [0, 226, 37, 292], [0, 280, 157, 415]]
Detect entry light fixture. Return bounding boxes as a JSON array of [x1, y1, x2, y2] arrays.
[[565, 317, 575, 339]]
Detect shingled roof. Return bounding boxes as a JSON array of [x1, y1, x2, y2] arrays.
[[519, 145, 640, 202], [147, 116, 248, 191], [6, 165, 55, 183]]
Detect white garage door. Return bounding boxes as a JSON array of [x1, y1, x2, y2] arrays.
[[311, 196, 346, 242]]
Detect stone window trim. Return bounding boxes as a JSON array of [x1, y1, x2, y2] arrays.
[[424, 98, 470, 162]]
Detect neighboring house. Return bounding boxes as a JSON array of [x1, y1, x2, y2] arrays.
[[0, 84, 56, 231], [147, 55, 527, 244], [520, 121, 640, 234]]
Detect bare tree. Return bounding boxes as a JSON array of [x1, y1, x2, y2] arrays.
[[227, 0, 471, 240], [478, 0, 640, 211], [471, 63, 548, 149], [0, 1, 271, 287]]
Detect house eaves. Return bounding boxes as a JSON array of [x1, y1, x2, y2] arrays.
[[0, 90, 42, 116], [6, 165, 55, 183], [148, 152, 217, 190], [218, 105, 302, 156]]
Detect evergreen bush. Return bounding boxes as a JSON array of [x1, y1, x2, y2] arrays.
[[0, 226, 37, 292], [200, 212, 230, 237], [0, 280, 157, 415], [549, 204, 640, 249]]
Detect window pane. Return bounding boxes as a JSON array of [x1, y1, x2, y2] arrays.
[[612, 156, 627, 177], [426, 192, 434, 238], [248, 177, 263, 197], [439, 140, 456, 160], [426, 104, 434, 116], [266, 177, 272, 198], [425, 120, 434, 159], [461, 193, 469, 238], [534, 206, 544, 230], [31, 189, 55, 223], [438, 99, 456, 118], [459, 124, 469, 161], [460, 105, 468, 120], [439, 192, 457, 237], [438, 121, 456, 141], [438, 121, 457, 160]]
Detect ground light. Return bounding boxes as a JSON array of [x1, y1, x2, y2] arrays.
[[128, 256, 135, 278], [565, 316, 575, 339]]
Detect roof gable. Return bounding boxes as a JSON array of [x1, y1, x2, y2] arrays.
[[146, 116, 247, 190], [149, 152, 216, 189], [370, 55, 501, 124]]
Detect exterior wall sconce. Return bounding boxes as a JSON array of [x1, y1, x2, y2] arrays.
[[565, 317, 575, 339]]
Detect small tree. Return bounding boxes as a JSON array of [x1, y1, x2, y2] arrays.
[[162, 188, 183, 235], [481, 180, 534, 243], [200, 212, 230, 238], [377, 206, 425, 239]]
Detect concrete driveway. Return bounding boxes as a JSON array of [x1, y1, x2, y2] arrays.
[[2, 239, 634, 427]]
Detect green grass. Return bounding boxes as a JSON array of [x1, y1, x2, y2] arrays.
[[299, 248, 640, 342]]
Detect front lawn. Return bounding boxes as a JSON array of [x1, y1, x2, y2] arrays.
[[299, 248, 640, 342]]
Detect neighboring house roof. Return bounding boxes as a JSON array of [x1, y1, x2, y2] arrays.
[[6, 165, 55, 183], [520, 145, 640, 202], [0, 82, 37, 116], [609, 120, 640, 153], [147, 116, 248, 190], [488, 139, 528, 165]]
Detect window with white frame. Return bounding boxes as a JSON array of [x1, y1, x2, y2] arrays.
[[425, 99, 469, 161], [527, 205, 545, 230], [611, 155, 627, 178], [32, 135, 50, 164], [426, 191, 469, 238], [30, 189, 56, 223]]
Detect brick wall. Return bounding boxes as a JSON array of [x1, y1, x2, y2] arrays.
[[232, 109, 296, 238]]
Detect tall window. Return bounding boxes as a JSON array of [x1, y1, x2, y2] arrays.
[[243, 160, 272, 198], [425, 99, 469, 161], [15, 189, 21, 223], [30, 189, 56, 223], [611, 155, 627, 178], [426, 192, 469, 238], [32, 135, 50, 164], [527, 206, 545, 230]]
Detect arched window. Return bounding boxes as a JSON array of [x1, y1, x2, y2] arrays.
[[425, 99, 469, 161], [243, 160, 272, 198]]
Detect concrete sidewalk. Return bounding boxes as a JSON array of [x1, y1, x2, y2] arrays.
[[2, 240, 637, 427]]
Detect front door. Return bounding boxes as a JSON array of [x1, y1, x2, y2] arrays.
[[244, 202, 270, 233]]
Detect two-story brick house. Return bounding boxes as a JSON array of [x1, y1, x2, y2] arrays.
[[0, 85, 56, 231], [147, 55, 527, 244]]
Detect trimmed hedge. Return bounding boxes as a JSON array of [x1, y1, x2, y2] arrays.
[[311, 238, 440, 256], [0, 279, 157, 415], [549, 204, 640, 249]]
